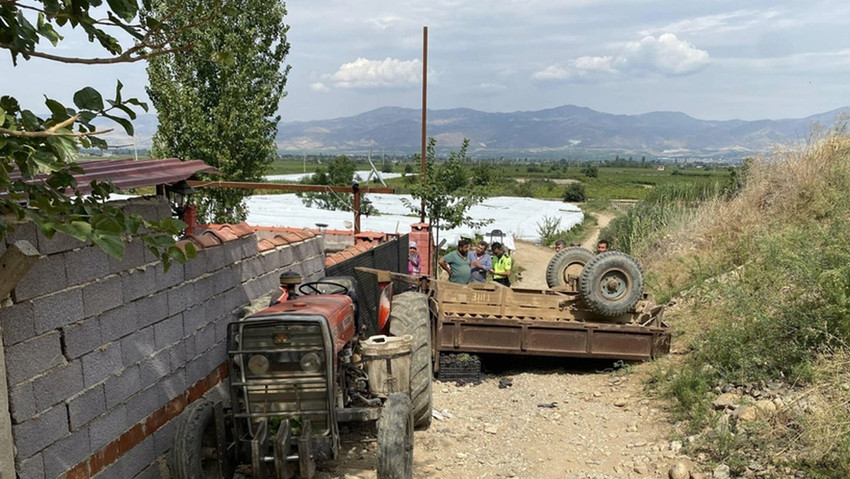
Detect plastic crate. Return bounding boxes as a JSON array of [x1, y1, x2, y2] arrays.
[[437, 353, 482, 383]]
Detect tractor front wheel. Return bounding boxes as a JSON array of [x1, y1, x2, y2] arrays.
[[170, 399, 234, 479], [377, 393, 413, 479]]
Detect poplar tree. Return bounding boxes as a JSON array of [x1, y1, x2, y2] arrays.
[[146, 0, 290, 223]]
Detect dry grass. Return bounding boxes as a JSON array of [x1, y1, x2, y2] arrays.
[[643, 130, 850, 476]]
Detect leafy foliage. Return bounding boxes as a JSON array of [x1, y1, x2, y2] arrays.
[[145, 0, 290, 224], [1, 0, 200, 269], [297, 156, 360, 211], [402, 138, 492, 246], [562, 182, 586, 202], [580, 164, 599, 178]]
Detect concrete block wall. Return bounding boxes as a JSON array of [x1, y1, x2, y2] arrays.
[[0, 196, 326, 479]]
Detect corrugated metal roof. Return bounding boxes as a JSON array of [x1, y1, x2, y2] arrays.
[[9, 158, 219, 194]]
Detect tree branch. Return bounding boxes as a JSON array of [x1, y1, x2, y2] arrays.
[[0, 43, 191, 64], [0, 127, 114, 138]]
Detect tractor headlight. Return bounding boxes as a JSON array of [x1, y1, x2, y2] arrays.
[[247, 354, 270, 375], [300, 352, 322, 373]]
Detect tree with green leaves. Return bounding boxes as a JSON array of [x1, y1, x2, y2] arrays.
[[297, 155, 358, 211], [402, 138, 492, 261], [145, 0, 290, 223], [1, 0, 203, 268]]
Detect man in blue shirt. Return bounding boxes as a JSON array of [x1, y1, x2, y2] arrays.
[[468, 241, 492, 283]]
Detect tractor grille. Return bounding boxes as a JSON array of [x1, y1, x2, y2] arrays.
[[229, 319, 332, 436]]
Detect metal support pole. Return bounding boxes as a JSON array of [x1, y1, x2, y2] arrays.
[[353, 183, 361, 235], [420, 26, 428, 223]]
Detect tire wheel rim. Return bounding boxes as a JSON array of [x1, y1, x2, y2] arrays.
[[597, 269, 630, 301], [563, 261, 584, 283]]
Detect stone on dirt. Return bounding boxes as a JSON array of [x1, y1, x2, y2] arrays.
[[669, 461, 690, 479]]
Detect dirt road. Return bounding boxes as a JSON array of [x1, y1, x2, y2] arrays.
[[317, 232, 687, 479], [323, 360, 682, 479]]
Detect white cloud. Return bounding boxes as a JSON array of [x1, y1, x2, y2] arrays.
[[329, 57, 422, 89], [310, 82, 330, 92], [475, 82, 508, 93], [624, 33, 710, 75], [532, 33, 709, 81], [640, 9, 786, 36]]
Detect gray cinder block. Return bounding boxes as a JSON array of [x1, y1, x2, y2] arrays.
[[42, 427, 91, 479], [64, 245, 109, 287], [5, 331, 64, 387], [99, 302, 138, 343], [105, 365, 142, 409], [67, 384, 106, 431], [154, 315, 184, 350], [12, 406, 69, 459], [181, 302, 208, 335], [124, 385, 163, 426], [12, 254, 68, 302], [108, 238, 149, 275], [82, 275, 124, 318], [122, 266, 160, 303], [88, 404, 128, 451], [63, 317, 103, 359], [0, 300, 36, 346], [81, 342, 123, 388], [139, 348, 172, 385], [9, 381, 36, 424], [15, 452, 44, 479], [33, 360, 84, 412], [120, 326, 155, 367], [135, 294, 169, 329], [166, 283, 194, 318], [154, 260, 185, 290], [33, 286, 84, 335]]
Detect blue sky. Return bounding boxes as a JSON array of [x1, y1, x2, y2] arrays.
[[4, 0, 850, 122]]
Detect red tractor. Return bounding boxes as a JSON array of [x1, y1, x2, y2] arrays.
[[170, 273, 432, 479]]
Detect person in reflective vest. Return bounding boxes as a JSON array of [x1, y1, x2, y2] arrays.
[[489, 242, 512, 287]]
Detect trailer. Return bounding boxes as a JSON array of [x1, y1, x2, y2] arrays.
[[430, 280, 669, 368], [353, 262, 670, 371]]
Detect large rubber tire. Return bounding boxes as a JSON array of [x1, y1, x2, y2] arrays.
[[170, 399, 233, 479], [389, 292, 433, 430], [546, 247, 595, 289], [578, 251, 644, 316], [546, 246, 593, 288], [377, 393, 414, 479]]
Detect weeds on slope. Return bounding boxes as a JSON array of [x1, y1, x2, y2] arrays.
[[642, 130, 850, 477]]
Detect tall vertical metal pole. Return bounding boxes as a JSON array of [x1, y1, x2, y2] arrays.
[[420, 26, 428, 223]]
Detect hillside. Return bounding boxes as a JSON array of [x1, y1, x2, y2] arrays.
[[275, 105, 850, 159], [99, 106, 850, 160], [612, 129, 850, 477]]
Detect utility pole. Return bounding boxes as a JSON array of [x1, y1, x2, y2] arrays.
[[420, 26, 428, 223]]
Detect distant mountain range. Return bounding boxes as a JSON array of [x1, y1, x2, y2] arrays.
[[102, 105, 850, 160]]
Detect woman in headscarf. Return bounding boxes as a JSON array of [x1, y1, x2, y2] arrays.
[[408, 241, 421, 276]]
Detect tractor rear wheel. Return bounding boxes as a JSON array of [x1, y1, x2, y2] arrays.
[[578, 251, 644, 316], [377, 393, 413, 479], [389, 291, 433, 429], [546, 247, 595, 289], [170, 399, 234, 479]]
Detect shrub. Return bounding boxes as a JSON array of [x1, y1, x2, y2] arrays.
[[562, 182, 586, 202], [580, 164, 598, 178]]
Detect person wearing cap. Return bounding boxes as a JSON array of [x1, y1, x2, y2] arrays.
[[469, 240, 492, 283], [408, 241, 421, 276], [489, 242, 512, 287]]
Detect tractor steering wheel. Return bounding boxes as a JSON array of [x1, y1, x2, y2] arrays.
[[298, 281, 350, 296]]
